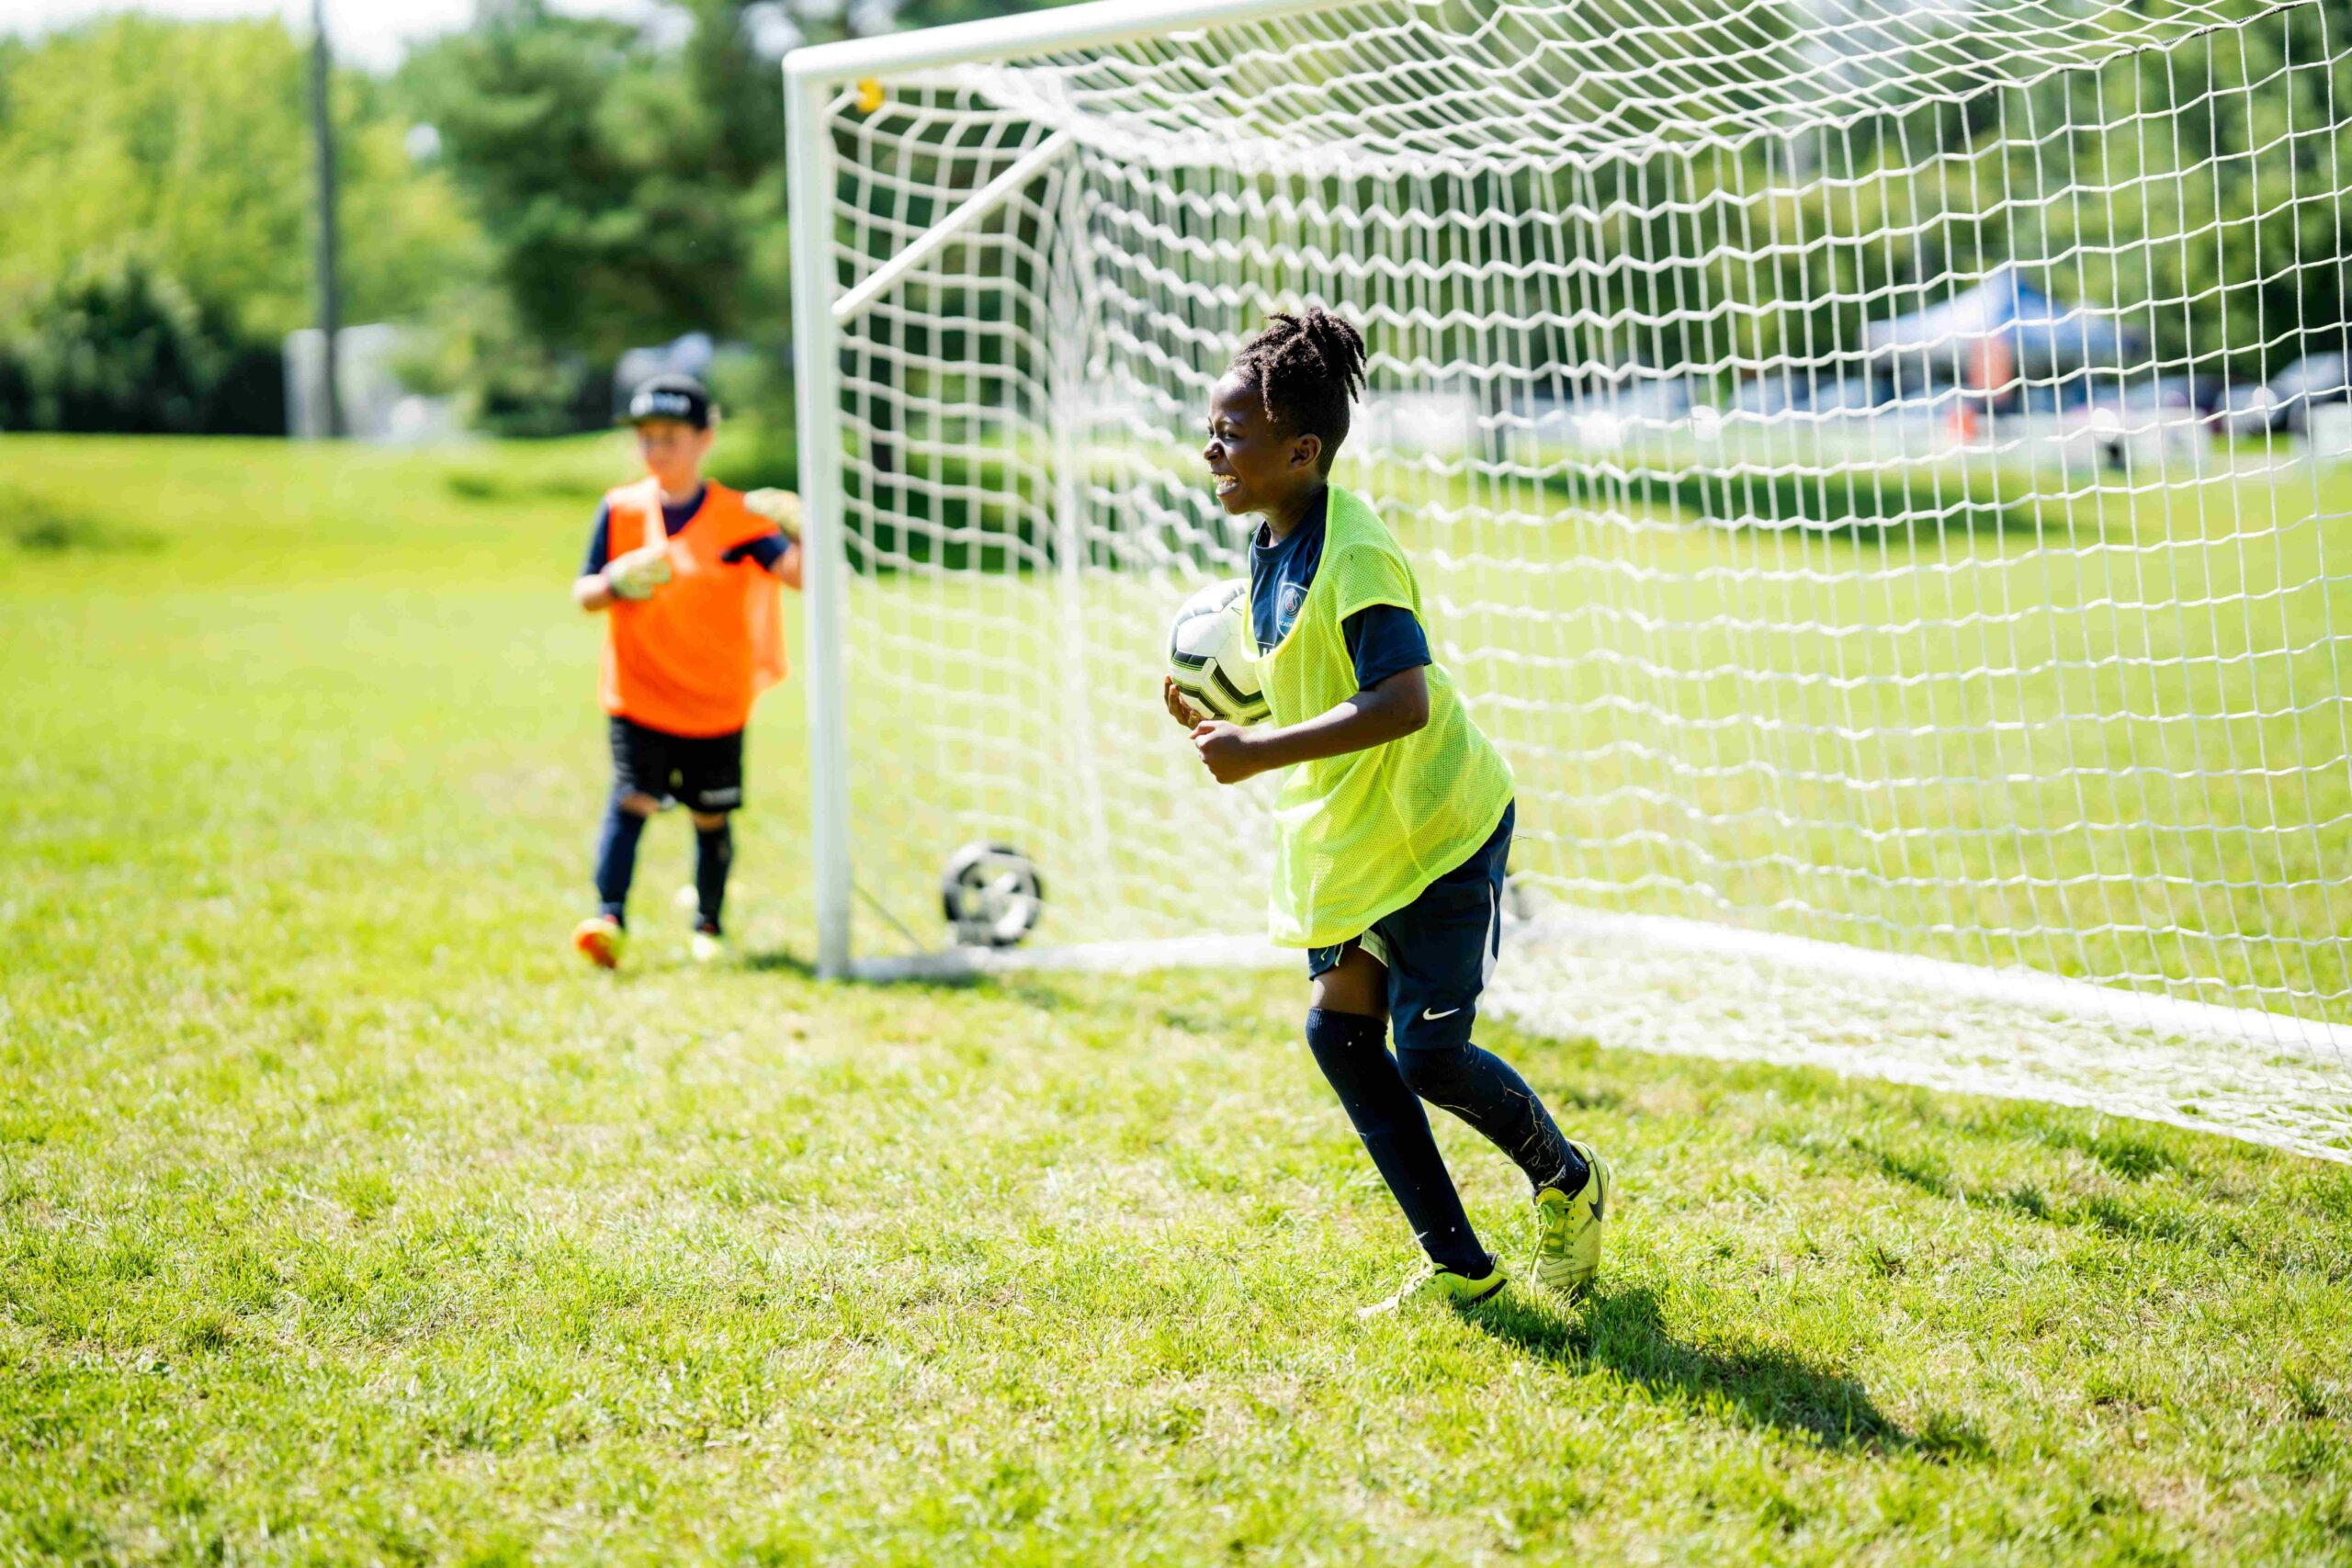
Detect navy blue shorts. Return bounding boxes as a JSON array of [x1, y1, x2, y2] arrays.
[[610, 716, 744, 814], [1307, 801, 1513, 1054]]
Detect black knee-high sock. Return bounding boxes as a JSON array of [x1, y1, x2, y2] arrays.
[[593, 798, 646, 926], [1305, 1009, 1491, 1276], [694, 818, 733, 931], [1396, 1037, 1588, 1195]]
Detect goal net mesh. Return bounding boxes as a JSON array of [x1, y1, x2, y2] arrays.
[[801, 0, 2352, 1160]]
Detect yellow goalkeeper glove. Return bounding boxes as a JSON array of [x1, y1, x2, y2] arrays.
[[744, 488, 803, 542], [605, 540, 673, 600]]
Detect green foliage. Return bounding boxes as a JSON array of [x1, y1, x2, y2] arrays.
[[0, 256, 282, 435], [392, 11, 742, 362], [3, 433, 2351, 1562], [396, 0, 1069, 435], [0, 15, 485, 434], [0, 16, 481, 339]]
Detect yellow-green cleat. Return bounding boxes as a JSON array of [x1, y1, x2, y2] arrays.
[[1358, 1260, 1509, 1319], [1532, 1141, 1610, 1297]]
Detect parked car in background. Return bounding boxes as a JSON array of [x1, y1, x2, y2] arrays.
[[2265, 353, 2349, 434], [1731, 373, 1805, 417], [2213, 382, 2278, 439], [2120, 374, 2223, 416], [1729, 373, 1891, 417], [1804, 377, 1891, 414]]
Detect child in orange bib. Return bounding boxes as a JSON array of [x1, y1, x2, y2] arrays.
[[570, 374, 803, 969]]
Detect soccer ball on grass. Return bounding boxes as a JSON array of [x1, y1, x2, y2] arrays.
[[941, 841, 1045, 948]]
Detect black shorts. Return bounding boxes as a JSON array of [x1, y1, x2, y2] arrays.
[[1306, 801, 1512, 1056], [610, 716, 744, 814]]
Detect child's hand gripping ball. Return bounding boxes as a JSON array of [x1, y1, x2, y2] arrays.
[[1166, 579, 1269, 727]]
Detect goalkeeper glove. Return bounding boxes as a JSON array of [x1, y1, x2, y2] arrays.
[[743, 488, 803, 542], [605, 541, 673, 600]]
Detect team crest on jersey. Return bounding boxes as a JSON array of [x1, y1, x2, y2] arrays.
[[1278, 581, 1307, 637]]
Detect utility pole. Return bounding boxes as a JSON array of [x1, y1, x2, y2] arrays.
[[310, 0, 343, 437]]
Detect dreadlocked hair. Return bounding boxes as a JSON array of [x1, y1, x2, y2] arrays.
[[1230, 307, 1368, 469]]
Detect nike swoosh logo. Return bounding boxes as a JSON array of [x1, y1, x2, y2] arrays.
[[1422, 1006, 1462, 1021]]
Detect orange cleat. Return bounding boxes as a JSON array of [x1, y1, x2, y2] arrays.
[[572, 915, 628, 970]]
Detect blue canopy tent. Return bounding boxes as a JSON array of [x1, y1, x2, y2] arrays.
[[1865, 265, 2142, 396]]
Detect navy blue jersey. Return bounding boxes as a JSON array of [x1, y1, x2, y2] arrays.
[[582, 484, 787, 573], [1248, 489, 1430, 691]]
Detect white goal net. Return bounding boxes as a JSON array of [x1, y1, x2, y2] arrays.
[[786, 0, 2352, 1161]]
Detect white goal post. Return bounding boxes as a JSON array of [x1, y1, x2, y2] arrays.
[[786, 0, 2352, 1161]]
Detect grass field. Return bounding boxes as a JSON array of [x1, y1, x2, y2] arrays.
[[6, 433, 2352, 1564]]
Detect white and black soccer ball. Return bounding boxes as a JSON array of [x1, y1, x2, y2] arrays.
[[1167, 579, 1269, 726], [941, 841, 1045, 948]]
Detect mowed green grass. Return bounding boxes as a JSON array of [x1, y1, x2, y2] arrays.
[[4, 433, 2352, 1565]]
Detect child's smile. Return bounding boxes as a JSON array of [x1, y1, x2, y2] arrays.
[[1203, 370, 1320, 529]]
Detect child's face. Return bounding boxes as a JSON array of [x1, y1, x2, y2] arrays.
[[1202, 372, 1319, 519], [635, 418, 713, 491]]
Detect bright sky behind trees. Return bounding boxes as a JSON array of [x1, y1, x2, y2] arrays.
[[4, 0, 658, 71]]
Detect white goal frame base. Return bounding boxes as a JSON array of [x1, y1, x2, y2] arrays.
[[853, 918, 2352, 1166]]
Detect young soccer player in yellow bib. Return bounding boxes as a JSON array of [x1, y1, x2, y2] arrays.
[[1164, 310, 1611, 1315]]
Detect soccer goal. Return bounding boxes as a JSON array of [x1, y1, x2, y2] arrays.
[[785, 0, 2352, 1161]]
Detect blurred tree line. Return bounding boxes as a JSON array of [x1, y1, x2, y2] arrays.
[[397, 0, 1061, 452], [0, 0, 2346, 442], [0, 0, 1056, 444], [0, 17, 478, 434]]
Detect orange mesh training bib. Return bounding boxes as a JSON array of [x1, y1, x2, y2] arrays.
[[599, 479, 787, 737]]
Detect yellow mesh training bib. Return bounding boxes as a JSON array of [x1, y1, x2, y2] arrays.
[[1256, 486, 1514, 947]]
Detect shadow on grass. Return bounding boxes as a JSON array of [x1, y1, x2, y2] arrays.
[[741, 945, 995, 993], [441, 468, 606, 505], [1838, 1134, 2247, 1259], [12, 495, 164, 555], [1470, 1285, 1962, 1455]]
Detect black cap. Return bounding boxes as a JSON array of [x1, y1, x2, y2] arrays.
[[625, 373, 713, 429]]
